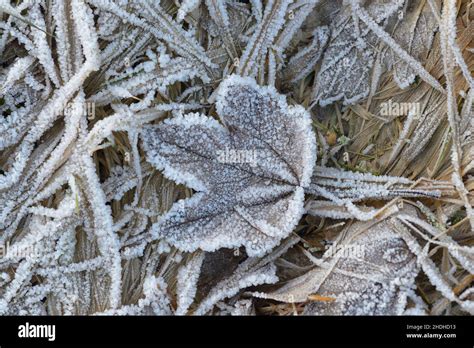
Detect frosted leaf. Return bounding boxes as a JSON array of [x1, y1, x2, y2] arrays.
[[350, 0, 443, 92], [311, 1, 402, 106], [141, 75, 316, 256], [281, 26, 329, 86], [312, 0, 443, 106], [384, 0, 440, 89], [254, 207, 419, 315]]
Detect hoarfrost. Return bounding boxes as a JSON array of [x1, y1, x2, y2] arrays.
[[141, 75, 316, 256]]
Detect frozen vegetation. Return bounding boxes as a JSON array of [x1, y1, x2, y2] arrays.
[[0, 0, 473, 315]]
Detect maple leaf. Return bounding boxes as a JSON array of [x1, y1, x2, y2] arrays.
[[141, 75, 316, 257]]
